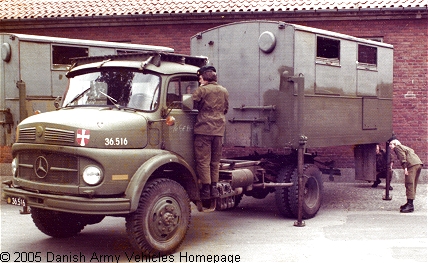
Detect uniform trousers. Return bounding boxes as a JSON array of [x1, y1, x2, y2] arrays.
[[194, 134, 223, 185], [405, 164, 422, 200]]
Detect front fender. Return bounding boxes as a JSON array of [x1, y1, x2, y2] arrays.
[[125, 151, 198, 212]]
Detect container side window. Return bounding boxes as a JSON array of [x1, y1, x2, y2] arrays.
[[316, 37, 340, 66], [52, 45, 88, 69], [357, 44, 377, 70]]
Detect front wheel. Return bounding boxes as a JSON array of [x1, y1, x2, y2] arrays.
[[126, 178, 191, 256], [275, 164, 323, 219]]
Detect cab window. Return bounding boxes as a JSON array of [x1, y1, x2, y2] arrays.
[[167, 76, 199, 108]]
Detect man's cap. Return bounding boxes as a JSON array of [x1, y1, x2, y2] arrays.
[[387, 134, 397, 143], [197, 65, 216, 76]]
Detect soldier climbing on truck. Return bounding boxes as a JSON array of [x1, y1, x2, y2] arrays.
[[193, 65, 229, 200], [2, 21, 393, 256]]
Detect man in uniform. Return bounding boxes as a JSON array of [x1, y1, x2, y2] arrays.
[[389, 139, 423, 213], [192, 66, 229, 199]]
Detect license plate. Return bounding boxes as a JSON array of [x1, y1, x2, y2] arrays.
[[7, 196, 27, 207]]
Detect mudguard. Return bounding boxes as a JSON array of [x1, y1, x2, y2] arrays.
[[125, 151, 199, 212]]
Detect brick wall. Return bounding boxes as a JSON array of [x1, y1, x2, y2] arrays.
[[0, 146, 12, 163], [3, 17, 427, 166]]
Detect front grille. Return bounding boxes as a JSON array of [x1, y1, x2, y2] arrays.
[[45, 127, 75, 143], [17, 151, 79, 185], [18, 126, 76, 144], [19, 127, 36, 141]]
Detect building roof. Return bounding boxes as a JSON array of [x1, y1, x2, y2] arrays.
[[0, 0, 426, 20]]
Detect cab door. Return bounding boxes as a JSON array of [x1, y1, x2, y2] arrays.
[[163, 75, 199, 167]]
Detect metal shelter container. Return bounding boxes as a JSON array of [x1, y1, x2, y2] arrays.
[[191, 21, 393, 150], [0, 33, 173, 146]]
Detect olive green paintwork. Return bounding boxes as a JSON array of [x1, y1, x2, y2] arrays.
[[191, 21, 393, 149], [4, 52, 203, 214]]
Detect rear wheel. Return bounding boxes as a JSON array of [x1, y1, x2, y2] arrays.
[[31, 207, 87, 238], [126, 178, 191, 256], [275, 164, 323, 219], [274, 166, 294, 218]]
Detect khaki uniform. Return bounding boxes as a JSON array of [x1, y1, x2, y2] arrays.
[[393, 145, 423, 199], [192, 82, 229, 184], [192, 82, 229, 136]]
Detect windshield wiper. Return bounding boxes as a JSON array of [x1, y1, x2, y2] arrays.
[[99, 91, 120, 109], [65, 87, 91, 107]]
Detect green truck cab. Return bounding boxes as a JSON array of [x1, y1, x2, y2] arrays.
[[3, 52, 206, 255]]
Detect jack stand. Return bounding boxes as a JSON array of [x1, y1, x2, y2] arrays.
[[294, 220, 306, 227], [383, 195, 392, 201], [383, 141, 393, 201], [382, 171, 393, 200], [294, 135, 307, 227]]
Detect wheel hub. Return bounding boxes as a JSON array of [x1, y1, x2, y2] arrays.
[[152, 199, 180, 238], [304, 177, 319, 208]]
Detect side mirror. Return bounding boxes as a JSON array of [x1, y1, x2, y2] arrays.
[[182, 94, 194, 111]]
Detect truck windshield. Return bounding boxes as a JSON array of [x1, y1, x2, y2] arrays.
[[63, 69, 160, 111]]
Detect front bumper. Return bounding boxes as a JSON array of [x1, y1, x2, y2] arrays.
[[2, 185, 131, 215]]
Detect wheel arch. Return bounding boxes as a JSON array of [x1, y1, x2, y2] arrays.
[[125, 152, 198, 212]]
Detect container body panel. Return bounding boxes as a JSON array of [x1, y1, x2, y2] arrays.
[[191, 21, 393, 150]]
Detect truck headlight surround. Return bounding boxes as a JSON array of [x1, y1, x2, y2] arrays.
[[11, 158, 17, 176], [82, 165, 103, 186]]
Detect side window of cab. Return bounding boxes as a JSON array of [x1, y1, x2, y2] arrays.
[[167, 76, 199, 109]]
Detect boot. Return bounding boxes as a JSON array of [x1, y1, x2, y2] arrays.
[[211, 182, 220, 198], [400, 199, 411, 210], [400, 199, 414, 213], [371, 179, 381, 188], [200, 184, 211, 200]]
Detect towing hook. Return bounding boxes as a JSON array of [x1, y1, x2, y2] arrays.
[[2, 180, 13, 188]]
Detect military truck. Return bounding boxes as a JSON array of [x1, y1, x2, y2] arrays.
[[2, 21, 393, 256], [0, 33, 173, 147]]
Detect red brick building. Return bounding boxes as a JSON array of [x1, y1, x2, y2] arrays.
[[0, 0, 427, 167]]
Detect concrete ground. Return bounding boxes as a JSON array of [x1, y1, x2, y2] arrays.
[[1, 162, 427, 262]]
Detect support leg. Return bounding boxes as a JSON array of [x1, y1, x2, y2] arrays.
[[383, 141, 392, 201], [294, 135, 307, 227]]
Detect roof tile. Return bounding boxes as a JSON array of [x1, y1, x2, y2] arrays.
[[0, 0, 426, 20]]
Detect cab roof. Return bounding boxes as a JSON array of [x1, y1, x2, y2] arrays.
[[67, 52, 208, 77]]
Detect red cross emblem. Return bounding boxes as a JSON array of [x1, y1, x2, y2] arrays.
[[76, 129, 90, 146]]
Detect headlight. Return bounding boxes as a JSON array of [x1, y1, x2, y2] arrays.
[[11, 158, 17, 176], [82, 165, 103, 185]]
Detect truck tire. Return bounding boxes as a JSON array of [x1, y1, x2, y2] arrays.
[[275, 164, 323, 219], [274, 166, 294, 218], [126, 178, 191, 256], [31, 207, 86, 238]]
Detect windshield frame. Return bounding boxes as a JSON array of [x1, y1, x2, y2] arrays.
[[62, 67, 161, 112]]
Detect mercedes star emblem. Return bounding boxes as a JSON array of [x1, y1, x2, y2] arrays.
[[34, 156, 49, 178]]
